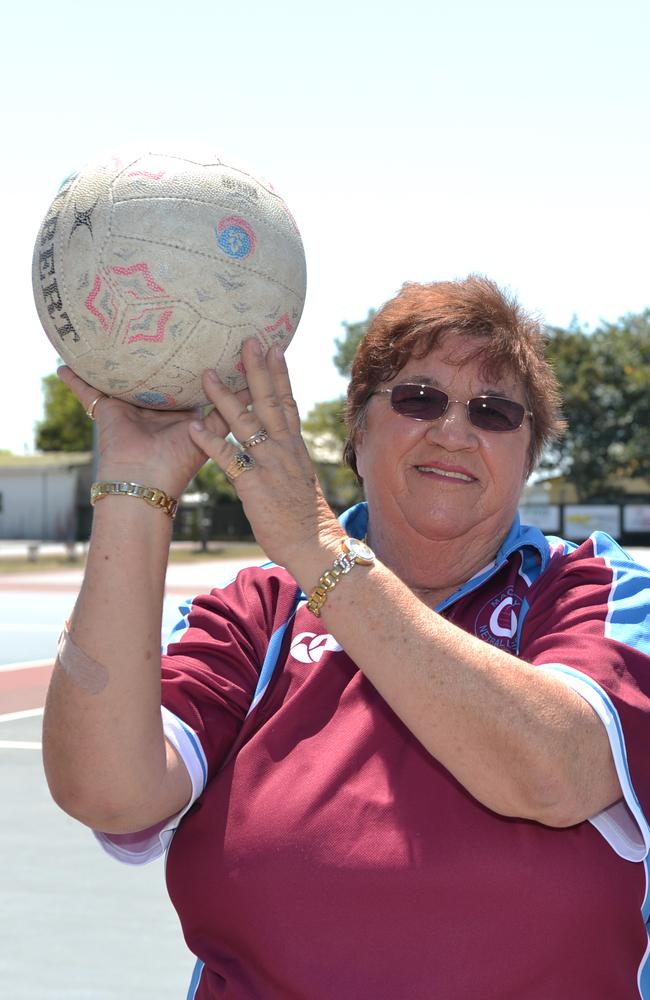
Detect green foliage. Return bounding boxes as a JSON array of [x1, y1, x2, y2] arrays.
[[188, 461, 238, 503], [543, 311, 650, 499], [302, 399, 363, 508], [333, 311, 374, 376], [302, 398, 348, 449], [305, 313, 374, 507], [35, 374, 93, 452]]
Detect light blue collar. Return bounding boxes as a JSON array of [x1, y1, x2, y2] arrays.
[[338, 502, 551, 612]]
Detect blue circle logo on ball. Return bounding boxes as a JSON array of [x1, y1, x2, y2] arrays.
[[216, 215, 256, 259], [134, 390, 176, 407]]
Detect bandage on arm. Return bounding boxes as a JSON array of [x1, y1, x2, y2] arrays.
[[56, 621, 109, 695]]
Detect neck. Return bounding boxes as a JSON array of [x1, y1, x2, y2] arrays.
[[366, 518, 506, 610]]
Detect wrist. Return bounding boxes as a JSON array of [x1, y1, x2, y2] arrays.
[[90, 481, 179, 519], [305, 536, 376, 618], [283, 524, 346, 585]]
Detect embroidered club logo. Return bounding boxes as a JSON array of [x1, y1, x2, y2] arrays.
[[290, 631, 342, 664], [475, 586, 522, 651]]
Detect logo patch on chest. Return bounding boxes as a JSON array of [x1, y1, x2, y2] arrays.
[[474, 587, 522, 651], [290, 631, 343, 663]]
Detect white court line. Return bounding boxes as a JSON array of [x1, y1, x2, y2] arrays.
[[0, 659, 53, 672], [0, 740, 42, 750], [0, 707, 44, 722]]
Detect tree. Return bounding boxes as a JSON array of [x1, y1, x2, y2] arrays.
[[302, 315, 375, 508], [302, 400, 363, 509], [333, 310, 375, 377], [188, 461, 237, 503], [35, 374, 93, 452], [544, 312, 650, 499]]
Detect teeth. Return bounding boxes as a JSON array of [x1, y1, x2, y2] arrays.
[[417, 466, 473, 482]]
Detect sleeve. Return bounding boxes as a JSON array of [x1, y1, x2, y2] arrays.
[[519, 535, 650, 861], [93, 706, 207, 865], [159, 579, 269, 780], [95, 565, 296, 865]]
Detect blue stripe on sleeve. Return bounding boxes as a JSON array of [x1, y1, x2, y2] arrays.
[[162, 598, 195, 654], [247, 585, 304, 716], [592, 533, 650, 652], [186, 958, 204, 999], [172, 712, 208, 789]]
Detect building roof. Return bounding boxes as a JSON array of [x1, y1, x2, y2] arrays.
[[0, 451, 93, 470]]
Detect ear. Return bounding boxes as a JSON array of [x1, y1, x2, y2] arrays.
[[353, 427, 367, 481]]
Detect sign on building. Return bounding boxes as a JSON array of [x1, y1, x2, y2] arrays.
[[519, 504, 561, 533], [564, 505, 621, 540], [623, 505, 650, 533]]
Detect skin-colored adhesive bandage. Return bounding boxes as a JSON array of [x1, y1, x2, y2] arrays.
[[56, 622, 109, 695]]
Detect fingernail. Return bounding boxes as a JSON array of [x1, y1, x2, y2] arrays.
[[250, 338, 262, 356], [190, 420, 205, 432], [272, 344, 285, 361], [207, 369, 221, 383]]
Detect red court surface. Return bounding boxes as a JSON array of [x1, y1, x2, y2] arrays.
[[0, 661, 53, 715]]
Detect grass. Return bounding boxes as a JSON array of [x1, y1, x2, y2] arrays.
[[0, 541, 266, 575]]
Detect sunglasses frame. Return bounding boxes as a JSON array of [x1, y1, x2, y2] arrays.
[[374, 383, 533, 433]]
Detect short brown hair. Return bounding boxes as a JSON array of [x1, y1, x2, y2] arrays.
[[343, 275, 565, 479]]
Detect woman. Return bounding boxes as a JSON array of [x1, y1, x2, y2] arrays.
[[43, 276, 650, 999]]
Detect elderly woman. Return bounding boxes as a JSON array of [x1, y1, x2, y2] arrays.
[[44, 277, 650, 999]]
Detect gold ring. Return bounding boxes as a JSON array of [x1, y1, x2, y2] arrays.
[[86, 394, 104, 421], [243, 428, 269, 448], [226, 450, 257, 480]]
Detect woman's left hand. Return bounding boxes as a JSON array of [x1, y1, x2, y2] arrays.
[[188, 339, 344, 572]]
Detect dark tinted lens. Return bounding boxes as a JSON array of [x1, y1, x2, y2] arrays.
[[390, 384, 448, 420], [468, 396, 525, 431]]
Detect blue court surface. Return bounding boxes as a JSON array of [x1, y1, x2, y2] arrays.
[[0, 555, 262, 1000], [1, 713, 195, 1000]]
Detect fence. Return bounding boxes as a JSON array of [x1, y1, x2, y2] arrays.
[[519, 503, 650, 546]]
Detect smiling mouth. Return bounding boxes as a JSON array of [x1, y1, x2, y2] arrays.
[[415, 466, 476, 483]]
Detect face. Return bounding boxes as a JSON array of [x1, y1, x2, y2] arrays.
[[354, 335, 532, 553]]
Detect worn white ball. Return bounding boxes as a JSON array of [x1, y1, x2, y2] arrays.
[[32, 150, 307, 408]]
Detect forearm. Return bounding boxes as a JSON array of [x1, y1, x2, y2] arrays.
[[292, 549, 620, 826], [42, 496, 183, 830]]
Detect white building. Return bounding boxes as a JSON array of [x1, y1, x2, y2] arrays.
[[0, 453, 93, 540]]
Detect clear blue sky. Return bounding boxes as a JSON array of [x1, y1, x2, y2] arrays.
[[2, 0, 649, 453]]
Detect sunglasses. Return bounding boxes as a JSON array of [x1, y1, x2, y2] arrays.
[[374, 383, 532, 433]]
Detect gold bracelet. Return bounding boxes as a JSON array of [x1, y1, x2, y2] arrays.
[[306, 537, 375, 617], [90, 481, 178, 518]]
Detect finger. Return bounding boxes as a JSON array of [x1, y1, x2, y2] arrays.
[[58, 366, 108, 418], [267, 345, 301, 434], [57, 365, 94, 403], [237, 338, 291, 437], [200, 403, 235, 441], [188, 419, 241, 477], [200, 368, 275, 446]]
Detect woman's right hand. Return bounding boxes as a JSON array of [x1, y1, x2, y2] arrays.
[[58, 366, 248, 497]]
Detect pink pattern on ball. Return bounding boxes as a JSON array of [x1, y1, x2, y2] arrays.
[[111, 262, 167, 298], [126, 171, 165, 180], [124, 308, 173, 344], [264, 313, 294, 337], [85, 275, 117, 334]]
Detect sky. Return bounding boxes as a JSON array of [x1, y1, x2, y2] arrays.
[[2, 0, 649, 454]]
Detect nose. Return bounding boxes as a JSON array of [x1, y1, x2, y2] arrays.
[[423, 400, 479, 448]]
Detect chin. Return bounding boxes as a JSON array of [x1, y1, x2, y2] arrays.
[[403, 508, 478, 542]]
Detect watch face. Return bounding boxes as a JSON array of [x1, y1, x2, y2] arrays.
[[346, 538, 375, 564]]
